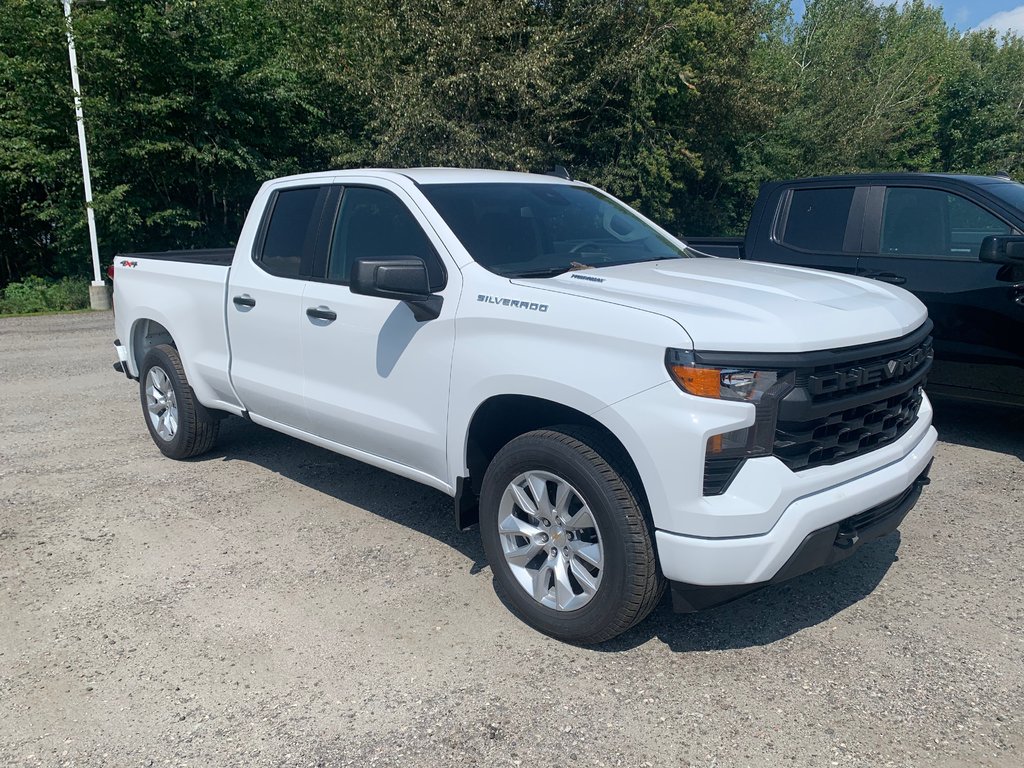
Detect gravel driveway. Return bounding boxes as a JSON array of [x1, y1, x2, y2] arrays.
[[1, 311, 1021, 767]]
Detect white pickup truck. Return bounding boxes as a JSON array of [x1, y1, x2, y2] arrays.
[[112, 168, 936, 643]]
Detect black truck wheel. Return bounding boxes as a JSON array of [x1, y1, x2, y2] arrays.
[[139, 344, 219, 459], [479, 426, 664, 644]]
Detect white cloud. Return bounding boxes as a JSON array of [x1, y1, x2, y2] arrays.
[[974, 6, 1024, 36]]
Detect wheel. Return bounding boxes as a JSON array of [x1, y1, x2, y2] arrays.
[[479, 426, 664, 643], [138, 344, 219, 459]]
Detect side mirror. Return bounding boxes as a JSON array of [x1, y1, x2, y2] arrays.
[[350, 257, 443, 321], [980, 235, 1024, 264]]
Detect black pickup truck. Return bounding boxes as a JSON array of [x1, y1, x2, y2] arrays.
[[688, 173, 1024, 406]]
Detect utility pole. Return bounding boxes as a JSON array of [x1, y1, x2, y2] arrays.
[[62, 0, 109, 310]]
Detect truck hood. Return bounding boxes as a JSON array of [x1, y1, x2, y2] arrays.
[[513, 258, 927, 353]]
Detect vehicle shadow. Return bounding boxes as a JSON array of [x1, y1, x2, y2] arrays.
[[600, 533, 900, 652], [202, 416, 902, 652], [205, 416, 489, 573], [929, 396, 1024, 459]]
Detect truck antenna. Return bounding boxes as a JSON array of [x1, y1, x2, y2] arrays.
[[546, 165, 572, 181]]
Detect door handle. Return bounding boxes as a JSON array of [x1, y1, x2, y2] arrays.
[[306, 306, 337, 322], [862, 272, 907, 286], [232, 294, 256, 308]]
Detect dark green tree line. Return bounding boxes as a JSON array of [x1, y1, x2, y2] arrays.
[[1, 0, 1022, 287]]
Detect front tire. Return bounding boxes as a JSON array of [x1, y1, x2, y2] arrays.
[[479, 426, 664, 644], [139, 344, 219, 459]]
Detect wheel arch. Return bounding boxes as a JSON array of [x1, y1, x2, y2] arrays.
[[455, 394, 648, 530], [130, 317, 176, 374]]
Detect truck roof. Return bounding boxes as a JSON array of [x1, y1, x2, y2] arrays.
[[772, 172, 1015, 187], [267, 167, 577, 186]]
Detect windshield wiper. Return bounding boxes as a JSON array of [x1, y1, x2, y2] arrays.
[[510, 266, 574, 278], [511, 262, 593, 279]]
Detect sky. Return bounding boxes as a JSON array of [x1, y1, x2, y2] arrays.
[[789, 1, 1024, 36]]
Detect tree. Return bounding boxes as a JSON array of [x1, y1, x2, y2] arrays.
[[0, 0, 81, 283], [938, 30, 1024, 176], [1, 0, 1021, 289]]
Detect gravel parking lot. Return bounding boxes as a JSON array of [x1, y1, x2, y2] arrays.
[[1, 311, 1022, 767]]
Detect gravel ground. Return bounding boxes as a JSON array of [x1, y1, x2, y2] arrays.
[[1, 311, 1022, 768]]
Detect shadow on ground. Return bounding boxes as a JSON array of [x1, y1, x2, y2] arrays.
[[205, 416, 488, 572], [199, 415, 907, 652], [929, 395, 1024, 459], [604, 533, 900, 652]]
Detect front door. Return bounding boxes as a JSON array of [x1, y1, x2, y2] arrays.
[[299, 180, 458, 482], [857, 185, 1024, 368]]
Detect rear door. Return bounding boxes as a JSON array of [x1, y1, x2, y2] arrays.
[[298, 178, 459, 482], [857, 185, 1024, 367], [749, 184, 868, 274], [227, 184, 331, 430]]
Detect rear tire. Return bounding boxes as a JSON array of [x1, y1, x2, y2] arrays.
[[139, 344, 219, 459], [479, 426, 664, 644]]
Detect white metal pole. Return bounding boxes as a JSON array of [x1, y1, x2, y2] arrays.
[[61, 0, 106, 302]]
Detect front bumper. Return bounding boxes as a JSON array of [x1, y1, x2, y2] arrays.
[[670, 460, 931, 611], [653, 419, 936, 592]]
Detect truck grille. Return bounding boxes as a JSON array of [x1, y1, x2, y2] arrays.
[[773, 332, 932, 472], [800, 335, 933, 404], [774, 384, 924, 471], [699, 323, 933, 493]]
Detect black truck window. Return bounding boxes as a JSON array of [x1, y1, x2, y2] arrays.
[[881, 187, 1010, 259], [781, 187, 855, 253], [327, 187, 445, 290], [258, 186, 323, 277]]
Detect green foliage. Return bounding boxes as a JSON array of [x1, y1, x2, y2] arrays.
[[0, 276, 90, 315], [938, 31, 1024, 175], [1, 0, 1022, 282], [756, 0, 952, 177]]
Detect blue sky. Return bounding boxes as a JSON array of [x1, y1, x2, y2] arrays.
[[790, 1, 1024, 35]]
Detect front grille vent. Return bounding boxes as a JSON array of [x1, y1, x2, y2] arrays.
[[774, 385, 924, 472], [703, 456, 745, 495]]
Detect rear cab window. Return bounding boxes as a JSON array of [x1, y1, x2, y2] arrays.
[[256, 186, 326, 277], [777, 187, 856, 253]]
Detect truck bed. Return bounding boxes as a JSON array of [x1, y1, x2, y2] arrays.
[[112, 252, 242, 414]]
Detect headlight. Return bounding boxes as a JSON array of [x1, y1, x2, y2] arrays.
[[665, 349, 791, 404], [665, 348, 795, 459]]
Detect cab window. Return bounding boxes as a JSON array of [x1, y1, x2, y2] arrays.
[[780, 187, 856, 253], [258, 186, 323, 277], [880, 187, 1011, 259], [327, 187, 445, 290]]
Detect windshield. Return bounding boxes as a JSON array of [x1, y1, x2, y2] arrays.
[[419, 182, 694, 277], [984, 180, 1024, 214]]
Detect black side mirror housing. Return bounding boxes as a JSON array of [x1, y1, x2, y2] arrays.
[[350, 258, 443, 321], [980, 235, 1024, 264]]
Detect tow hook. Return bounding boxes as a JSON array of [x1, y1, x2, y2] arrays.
[[914, 460, 934, 488], [835, 525, 860, 550]]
